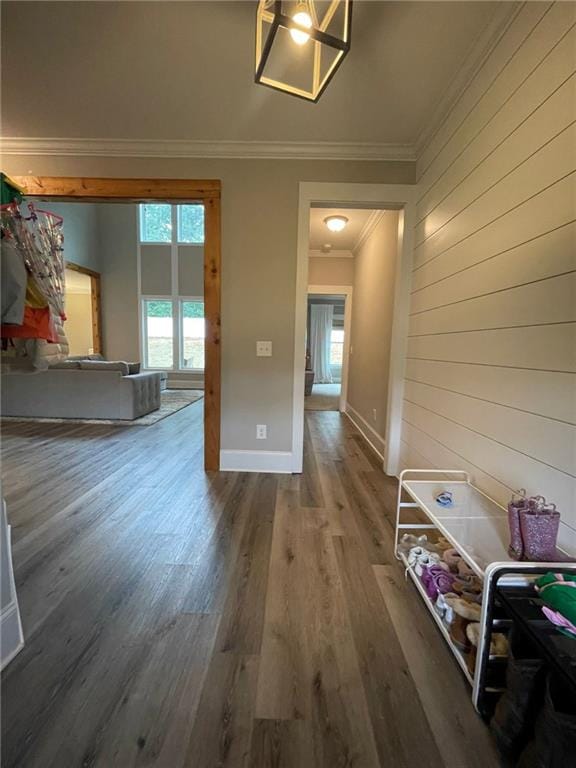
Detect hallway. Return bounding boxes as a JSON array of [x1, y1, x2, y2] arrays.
[[1, 406, 497, 767]]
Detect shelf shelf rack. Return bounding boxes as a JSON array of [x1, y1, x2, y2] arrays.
[[395, 469, 575, 714]]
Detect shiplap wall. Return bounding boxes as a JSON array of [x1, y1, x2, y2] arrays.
[[400, 2, 576, 553]]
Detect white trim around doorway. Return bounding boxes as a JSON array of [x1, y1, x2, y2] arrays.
[[292, 182, 416, 476], [307, 284, 353, 413]]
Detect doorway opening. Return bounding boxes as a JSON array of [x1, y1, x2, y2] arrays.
[[305, 290, 351, 412], [293, 182, 416, 475], [10, 177, 221, 471]]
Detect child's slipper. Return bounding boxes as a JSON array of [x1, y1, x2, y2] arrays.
[[449, 614, 471, 652], [444, 595, 482, 622], [443, 548, 462, 573], [466, 622, 508, 656], [457, 558, 476, 578]]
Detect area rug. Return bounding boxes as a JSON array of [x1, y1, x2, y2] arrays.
[[1, 389, 204, 427], [305, 383, 341, 411]]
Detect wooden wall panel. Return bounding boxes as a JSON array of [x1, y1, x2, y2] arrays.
[[415, 123, 576, 268], [404, 380, 576, 475], [412, 175, 575, 291], [411, 222, 575, 314], [402, 3, 576, 547], [407, 324, 576, 372], [418, 3, 570, 187], [405, 359, 576, 425], [415, 66, 576, 242], [409, 273, 576, 336], [417, 35, 576, 222]]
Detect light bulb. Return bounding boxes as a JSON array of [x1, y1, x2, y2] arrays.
[[290, 9, 312, 45], [324, 215, 349, 232]]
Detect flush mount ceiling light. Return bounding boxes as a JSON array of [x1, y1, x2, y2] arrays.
[[324, 215, 348, 232], [255, 0, 353, 102]]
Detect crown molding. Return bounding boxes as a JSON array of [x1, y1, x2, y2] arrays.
[[413, 2, 523, 160], [353, 210, 386, 253], [309, 249, 354, 259], [0, 137, 416, 162]]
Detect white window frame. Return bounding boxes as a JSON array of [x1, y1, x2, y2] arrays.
[[138, 203, 173, 245], [329, 328, 345, 367], [176, 204, 205, 246], [141, 296, 176, 371], [138, 205, 205, 373], [178, 296, 205, 373]]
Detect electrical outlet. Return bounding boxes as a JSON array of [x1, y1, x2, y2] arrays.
[[256, 424, 267, 440], [372, 408, 377, 422], [256, 341, 272, 357]]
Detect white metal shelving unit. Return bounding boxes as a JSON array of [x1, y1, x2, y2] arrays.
[[395, 469, 575, 713]]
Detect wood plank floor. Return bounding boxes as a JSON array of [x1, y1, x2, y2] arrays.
[[0, 404, 499, 767]]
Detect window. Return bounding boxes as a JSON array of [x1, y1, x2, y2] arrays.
[[178, 205, 205, 244], [139, 203, 206, 371], [139, 204, 172, 243], [330, 329, 344, 365], [180, 300, 205, 370], [143, 300, 174, 368]]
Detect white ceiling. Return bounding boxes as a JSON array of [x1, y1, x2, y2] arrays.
[[309, 207, 377, 251], [1, 1, 505, 147]]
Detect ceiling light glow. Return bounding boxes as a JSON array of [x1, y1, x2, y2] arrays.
[[290, 8, 312, 45], [324, 215, 349, 233]]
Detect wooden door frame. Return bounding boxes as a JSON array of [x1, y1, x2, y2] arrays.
[[13, 176, 222, 471], [65, 261, 103, 355]]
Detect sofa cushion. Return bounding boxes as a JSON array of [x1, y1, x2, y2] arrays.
[[79, 360, 130, 376], [68, 354, 105, 362], [49, 360, 82, 369]]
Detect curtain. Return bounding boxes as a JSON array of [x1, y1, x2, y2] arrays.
[[310, 304, 333, 384]]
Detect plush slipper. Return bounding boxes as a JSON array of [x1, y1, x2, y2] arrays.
[[466, 622, 508, 657], [453, 574, 482, 594], [420, 564, 456, 600], [466, 645, 478, 677], [444, 595, 482, 622], [449, 614, 471, 652], [434, 536, 452, 552], [457, 558, 476, 578], [458, 588, 483, 605], [443, 548, 462, 573]]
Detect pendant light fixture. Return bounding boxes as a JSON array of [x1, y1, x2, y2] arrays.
[[255, 0, 353, 102]]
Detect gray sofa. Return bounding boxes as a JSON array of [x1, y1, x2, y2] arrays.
[[1, 367, 162, 420]]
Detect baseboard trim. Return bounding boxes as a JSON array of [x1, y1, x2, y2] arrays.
[[344, 403, 386, 464], [219, 449, 294, 474]]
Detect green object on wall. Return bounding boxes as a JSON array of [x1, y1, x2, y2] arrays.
[[1, 173, 23, 205]]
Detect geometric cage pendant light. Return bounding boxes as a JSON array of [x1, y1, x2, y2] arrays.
[[255, 0, 353, 102]]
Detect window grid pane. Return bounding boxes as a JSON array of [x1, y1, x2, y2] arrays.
[[330, 329, 344, 365], [144, 300, 174, 368], [181, 300, 205, 370], [178, 205, 205, 244], [140, 204, 172, 243]]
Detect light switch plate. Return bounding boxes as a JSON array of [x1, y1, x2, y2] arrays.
[[256, 341, 272, 357]]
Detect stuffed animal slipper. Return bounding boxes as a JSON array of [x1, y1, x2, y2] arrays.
[[444, 595, 482, 622]]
